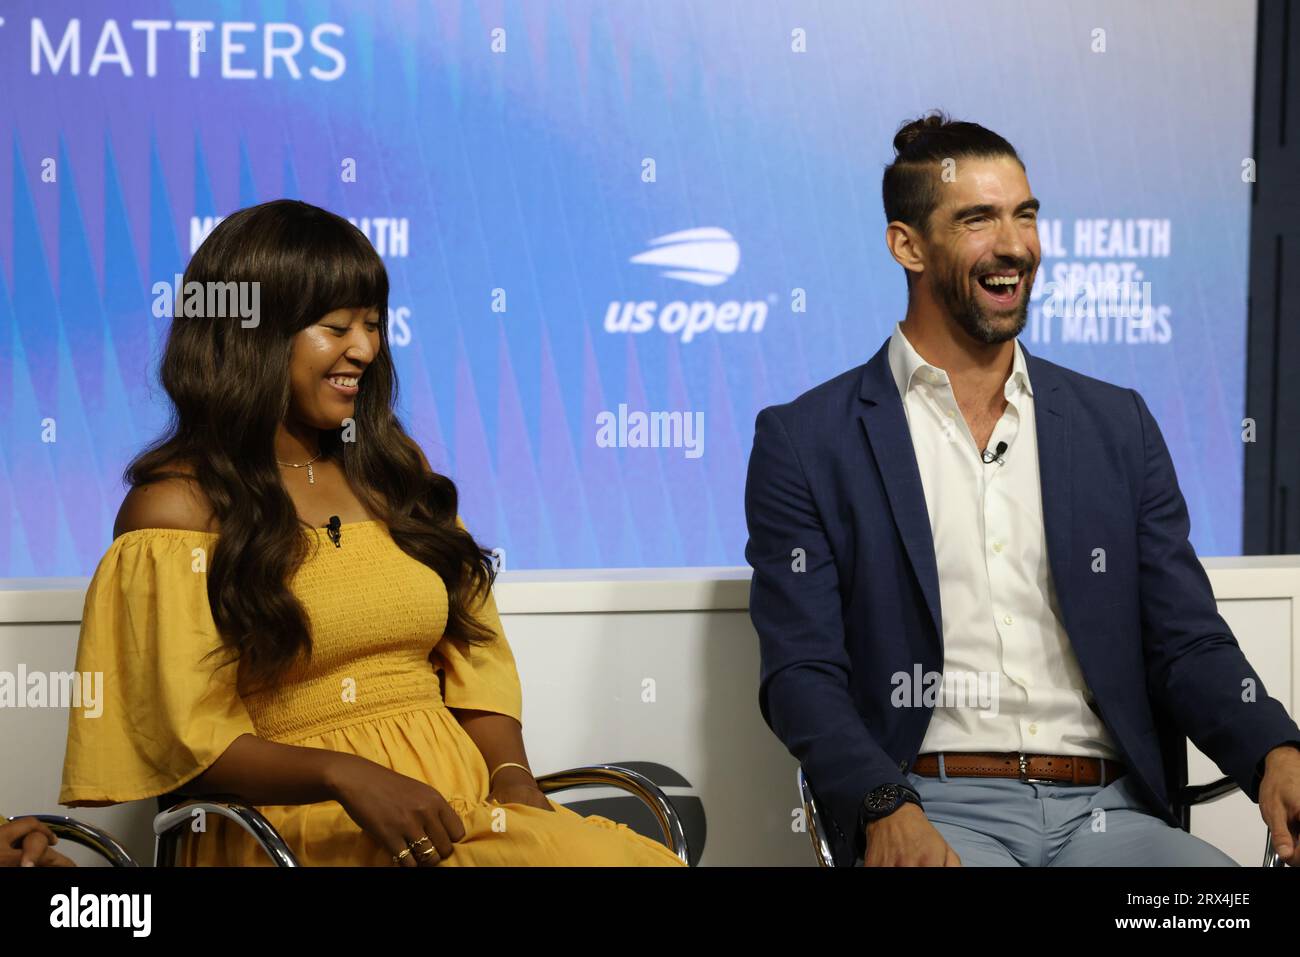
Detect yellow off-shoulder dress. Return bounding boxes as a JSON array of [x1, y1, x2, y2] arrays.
[[58, 518, 684, 867]]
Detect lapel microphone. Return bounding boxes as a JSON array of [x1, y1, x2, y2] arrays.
[[980, 441, 1008, 465], [325, 515, 343, 547]]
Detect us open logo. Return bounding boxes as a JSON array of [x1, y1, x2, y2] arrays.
[[604, 227, 774, 343], [629, 227, 739, 286]]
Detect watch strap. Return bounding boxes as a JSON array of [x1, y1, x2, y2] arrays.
[[856, 782, 923, 859]]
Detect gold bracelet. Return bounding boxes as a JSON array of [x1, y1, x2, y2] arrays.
[[489, 761, 532, 787]]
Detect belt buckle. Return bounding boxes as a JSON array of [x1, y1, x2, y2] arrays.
[[1018, 753, 1057, 785]]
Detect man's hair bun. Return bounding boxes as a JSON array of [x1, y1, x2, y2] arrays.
[[892, 111, 951, 155]]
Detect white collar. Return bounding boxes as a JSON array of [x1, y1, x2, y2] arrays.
[[887, 322, 1034, 401]]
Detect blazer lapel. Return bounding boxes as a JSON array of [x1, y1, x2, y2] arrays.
[[857, 343, 943, 641], [1023, 346, 1076, 629], [854, 340, 1077, 650]]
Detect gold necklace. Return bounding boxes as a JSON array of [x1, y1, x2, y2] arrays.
[[276, 450, 324, 485]]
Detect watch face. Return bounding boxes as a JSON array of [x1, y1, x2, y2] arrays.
[[867, 784, 900, 813]]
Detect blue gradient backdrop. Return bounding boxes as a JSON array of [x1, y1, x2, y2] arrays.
[[0, 1, 1255, 574]]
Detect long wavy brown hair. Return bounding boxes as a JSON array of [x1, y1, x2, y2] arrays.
[[125, 199, 497, 696]]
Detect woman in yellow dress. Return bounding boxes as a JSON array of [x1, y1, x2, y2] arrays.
[[58, 199, 684, 867]]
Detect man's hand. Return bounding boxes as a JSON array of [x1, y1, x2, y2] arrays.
[[1259, 744, 1300, 865], [863, 803, 961, 866]]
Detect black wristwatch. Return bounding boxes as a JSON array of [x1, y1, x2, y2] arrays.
[[857, 783, 923, 855]]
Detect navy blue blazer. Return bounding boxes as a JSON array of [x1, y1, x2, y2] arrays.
[[744, 338, 1300, 865]]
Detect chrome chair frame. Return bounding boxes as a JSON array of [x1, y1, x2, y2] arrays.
[[797, 766, 1284, 867], [155, 762, 689, 866], [535, 763, 690, 864], [11, 812, 140, 867], [154, 798, 299, 866], [1182, 776, 1283, 867]]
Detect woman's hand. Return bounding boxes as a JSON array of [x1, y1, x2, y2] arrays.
[[488, 784, 553, 811], [324, 754, 466, 866], [488, 765, 553, 812], [0, 817, 78, 867]]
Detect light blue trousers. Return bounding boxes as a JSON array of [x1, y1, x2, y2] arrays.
[[860, 759, 1239, 866]]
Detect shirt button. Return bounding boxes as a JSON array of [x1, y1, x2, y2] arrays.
[[1003, 614, 1014, 626], [899, 760, 908, 771], [945, 409, 955, 418], [992, 540, 1003, 553], [1028, 723, 1039, 735]]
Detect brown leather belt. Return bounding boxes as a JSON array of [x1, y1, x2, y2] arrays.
[[912, 752, 1127, 786]]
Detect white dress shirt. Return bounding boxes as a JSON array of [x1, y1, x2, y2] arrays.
[[887, 323, 1120, 760]]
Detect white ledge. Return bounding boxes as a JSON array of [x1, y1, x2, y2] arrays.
[[1, 556, 1298, 619]]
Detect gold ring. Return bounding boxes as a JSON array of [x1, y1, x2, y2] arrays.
[[411, 836, 431, 849], [392, 846, 413, 864], [419, 846, 438, 858]]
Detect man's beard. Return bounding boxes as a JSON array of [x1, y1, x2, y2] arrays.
[[933, 260, 1033, 345]]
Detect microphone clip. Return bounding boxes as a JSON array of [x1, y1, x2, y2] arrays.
[[980, 441, 1008, 466], [326, 515, 342, 548]]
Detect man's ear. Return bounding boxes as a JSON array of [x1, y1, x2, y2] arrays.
[[885, 221, 926, 284]]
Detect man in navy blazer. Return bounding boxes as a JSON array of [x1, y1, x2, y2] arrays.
[[745, 113, 1300, 867]]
